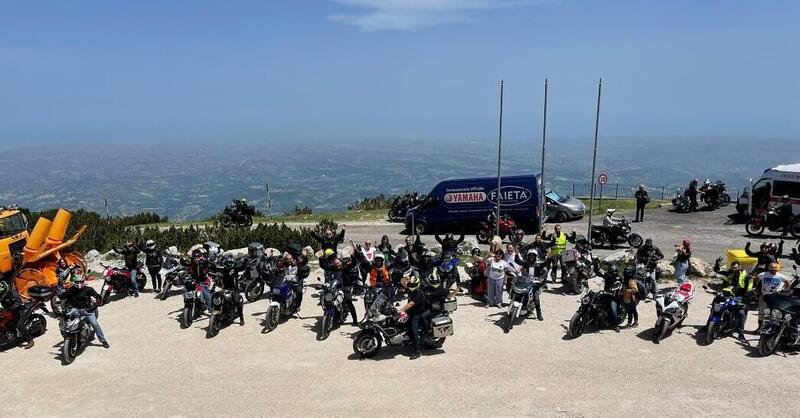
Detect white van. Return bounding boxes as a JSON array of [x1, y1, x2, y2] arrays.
[[738, 164, 800, 216]]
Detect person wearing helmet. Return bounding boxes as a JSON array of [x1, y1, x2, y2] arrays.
[[602, 208, 624, 244], [216, 255, 246, 326], [467, 248, 487, 296], [369, 252, 390, 287], [435, 233, 464, 258], [775, 195, 794, 235], [0, 277, 35, 349], [416, 250, 437, 284], [182, 248, 213, 313], [510, 229, 527, 251], [140, 239, 164, 293], [112, 241, 142, 297], [592, 261, 623, 332], [424, 272, 448, 313], [744, 240, 783, 273], [398, 275, 430, 360], [311, 227, 346, 255], [636, 238, 664, 300], [322, 256, 359, 325], [713, 258, 754, 342], [512, 248, 545, 321], [61, 273, 110, 348]]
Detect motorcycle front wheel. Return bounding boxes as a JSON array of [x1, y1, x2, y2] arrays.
[[652, 318, 670, 343], [206, 314, 220, 338], [757, 333, 779, 356], [627, 233, 643, 248], [353, 331, 382, 358], [568, 312, 587, 339], [704, 320, 719, 345], [244, 281, 265, 303], [62, 337, 78, 365], [159, 283, 172, 301], [181, 306, 193, 329], [25, 314, 47, 338], [319, 315, 334, 341], [745, 219, 765, 236], [504, 305, 519, 334], [263, 305, 280, 333]]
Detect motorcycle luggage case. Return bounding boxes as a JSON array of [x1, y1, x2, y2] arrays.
[[27, 285, 54, 301], [443, 296, 457, 313], [431, 315, 454, 338]]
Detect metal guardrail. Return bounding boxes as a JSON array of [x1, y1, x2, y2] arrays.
[[567, 183, 740, 201]]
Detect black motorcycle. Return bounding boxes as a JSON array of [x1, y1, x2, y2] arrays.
[[0, 286, 49, 348], [317, 277, 349, 340], [504, 272, 544, 333], [181, 277, 213, 329], [590, 218, 643, 249], [59, 305, 100, 365], [672, 191, 692, 213], [206, 289, 241, 338], [567, 282, 626, 338], [561, 249, 592, 295], [758, 293, 800, 356], [700, 180, 731, 209], [220, 202, 255, 228], [352, 285, 453, 358]]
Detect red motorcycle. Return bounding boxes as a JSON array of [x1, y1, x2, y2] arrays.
[[476, 212, 517, 244], [99, 263, 147, 304], [0, 286, 49, 348]]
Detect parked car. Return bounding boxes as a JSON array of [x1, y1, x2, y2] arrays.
[[544, 190, 585, 222]]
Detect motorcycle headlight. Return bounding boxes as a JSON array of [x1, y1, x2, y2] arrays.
[[771, 309, 783, 319], [762, 308, 772, 316], [212, 294, 223, 306], [712, 303, 723, 312], [581, 296, 590, 305], [324, 292, 334, 302], [785, 314, 793, 321]]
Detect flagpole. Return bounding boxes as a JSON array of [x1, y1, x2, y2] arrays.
[[539, 78, 548, 231], [587, 78, 603, 242], [496, 80, 504, 234]]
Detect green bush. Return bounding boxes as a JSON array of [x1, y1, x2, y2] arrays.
[[285, 205, 313, 216], [347, 193, 398, 211]]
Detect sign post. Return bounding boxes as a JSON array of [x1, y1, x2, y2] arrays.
[[598, 173, 608, 213]]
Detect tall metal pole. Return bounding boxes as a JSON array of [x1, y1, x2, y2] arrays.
[[587, 78, 603, 242], [496, 80, 504, 234], [539, 78, 548, 232], [266, 181, 273, 218], [103, 192, 110, 220]]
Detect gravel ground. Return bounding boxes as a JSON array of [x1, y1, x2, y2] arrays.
[[3, 206, 799, 417]]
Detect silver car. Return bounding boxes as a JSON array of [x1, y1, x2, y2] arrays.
[[545, 190, 585, 222]]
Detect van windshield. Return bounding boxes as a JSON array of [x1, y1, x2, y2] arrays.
[[545, 191, 569, 203], [0, 212, 27, 237]]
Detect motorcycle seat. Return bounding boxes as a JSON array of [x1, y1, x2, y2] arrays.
[[765, 293, 800, 314]]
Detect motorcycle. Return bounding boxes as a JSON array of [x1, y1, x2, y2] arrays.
[[352, 285, 454, 358], [262, 274, 304, 333], [476, 212, 516, 244], [652, 282, 695, 343], [157, 253, 188, 301], [745, 209, 800, 238], [181, 277, 214, 329], [700, 180, 731, 209], [59, 304, 100, 365], [504, 271, 545, 333], [206, 288, 240, 338], [672, 191, 692, 213], [0, 286, 49, 348], [434, 254, 461, 290], [702, 286, 748, 345], [317, 277, 349, 340], [590, 218, 643, 249], [220, 202, 255, 228], [567, 282, 626, 338], [756, 268, 800, 356], [99, 262, 147, 304], [561, 248, 592, 294]]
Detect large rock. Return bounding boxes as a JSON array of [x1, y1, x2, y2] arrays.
[[224, 248, 248, 258], [458, 237, 480, 256], [689, 257, 716, 278], [657, 259, 675, 278], [430, 243, 442, 255], [84, 250, 100, 262], [603, 250, 634, 265], [100, 250, 120, 261]]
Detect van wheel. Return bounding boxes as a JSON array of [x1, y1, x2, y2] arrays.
[[414, 222, 427, 235], [555, 212, 568, 222]]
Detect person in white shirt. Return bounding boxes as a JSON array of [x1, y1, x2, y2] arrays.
[[484, 250, 517, 307], [757, 262, 794, 326]]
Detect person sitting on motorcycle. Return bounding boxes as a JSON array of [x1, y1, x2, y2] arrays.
[[467, 248, 487, 297], [182, 248, 213, 313], [424, 274, 449, 314], [323, 257, 359, 325], [636, 238, 664, 300], [61, 273, 109, 348], [0, 278, 35, 349], [513, 248, 545, 321], [713, 258, 755, 342], [369, 253, 391, 288], [756, 262, 793, 329], [140, 239, 164, 293], [745, 240, 783, 273], [417, 251, 437, 284], [775, 195, 794, 235], [311, 228, 346, 255], [435, 233, 464, 258], [592, 261, 622, 332], [278, 253, 303, 308], [511, 229, 528, 253], [218, 256, 246, 326], [233, 198, 251, 214], [398, 275, 430, 360], [602, 209, 625, 243], [112, 241, 142, 297]]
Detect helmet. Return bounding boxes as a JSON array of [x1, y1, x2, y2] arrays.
[[606, 208, 616, 215], [192, 248, 207, 258], [323, 248, 335, 258], [429, 274, 441, 288], [704, 179, 710, 185], [515, 229, 524, 237], [526, 248, 539, 260], [679, 282, 693, 293], [223, 256, 236, 270], [607, 264, 619, 276], [783, 195, 790, 203], [145, 239, 156, 250], [471, 248, 482, 257], [0, 280, 8, 300], [72, 273, 86, 288], [406, 276, 420, 291], [241, 198, 247, 204], [374, 252, 385, 261]]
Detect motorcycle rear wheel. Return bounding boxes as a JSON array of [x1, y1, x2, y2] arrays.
[[745, 219, 765, 236], [62, 337, 77, 365], [353, 331, 382, 358], [757, 333, 779, 356], [704, 321, 718, 345], [568, 312, 587, 339], [25, 314, 47, 338], [790, 222, 800, 239], [159, 283, 172, 301], [652, 318, 670, 343], [424, 337, 446, 349], [590, 232, 607, 249], [244, 281, 264, 303], [263, 305, 280, 333]]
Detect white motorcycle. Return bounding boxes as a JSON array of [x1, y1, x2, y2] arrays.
[[652, 282, 695, 343]]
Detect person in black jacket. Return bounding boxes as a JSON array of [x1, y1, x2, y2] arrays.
[[112, 241, 142, 297], [634, 185, 649, 222], [310, 228, 346, 255], [513, 249, 545, 320], [593, 261, 622, 332], [435, 233, 464, 258], [0, 278, 34, 349], [745, 240, 783, 272], [398, 276, 430, 360], [140, 239, 164, 293], [218, 256, 245, 326], [62, 274, 109, 348], [323, 257, 358, 325], [635, 238, 664, 299], [687, 179, 700, 212], [402, 235, 425, 267]]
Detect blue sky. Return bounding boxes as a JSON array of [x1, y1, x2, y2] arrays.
[[0, 0, 797, 144]]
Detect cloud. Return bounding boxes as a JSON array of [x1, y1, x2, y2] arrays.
[[329, 0, 545, 31]]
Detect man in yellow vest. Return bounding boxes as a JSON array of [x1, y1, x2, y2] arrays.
[[714, 258, 756, 342], [547, 224, 576, 282]]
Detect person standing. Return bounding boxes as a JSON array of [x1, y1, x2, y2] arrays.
[[141, 239, 163, 293], [623, 273, 639, 327], [673, 239, 691, 285], [634, 185, 649, 222], [484, 250, 516, 307]]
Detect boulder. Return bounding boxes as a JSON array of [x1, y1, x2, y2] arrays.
[[689, 257, 716, 278], [84, 250, 100, 262], [603, 250, 634, 265], [224, 248, 248, 258], [458, 237, 480, 256], [302, 246, 315, 258], [264, 247, 282, 258], [657, 259, 675, 278], [100, 250, 120, 261]]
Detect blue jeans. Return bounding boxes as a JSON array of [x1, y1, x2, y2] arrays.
[[648, 271, 658, 298], [199, 283, 212, 311], [609, 300, 619, 327], [130, 269, 140, 295], [736, 307, 748, 335], [69, 308, 107, 343], [625, 302, 638, 324], [675, 261, 689, 285]]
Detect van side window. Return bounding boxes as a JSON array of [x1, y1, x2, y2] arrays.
[[422, 196, 437, 209], [773, 181, 800, 199]]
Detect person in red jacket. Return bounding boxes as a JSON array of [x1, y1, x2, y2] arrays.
[[369, 253, 391, 287]]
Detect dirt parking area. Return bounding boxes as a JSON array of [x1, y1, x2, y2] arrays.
[[3, 206, 799, 417]]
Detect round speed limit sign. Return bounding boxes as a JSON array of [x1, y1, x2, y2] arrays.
[[598, 173, 608, 186]]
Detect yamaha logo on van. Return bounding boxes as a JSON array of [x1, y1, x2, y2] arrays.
[[488, 186, 532, 206], [444, 191, 487, 204]]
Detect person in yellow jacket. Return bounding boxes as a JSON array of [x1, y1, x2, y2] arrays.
[[547, 224, 576, 282]]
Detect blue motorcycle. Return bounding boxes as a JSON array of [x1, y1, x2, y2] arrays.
[[703, 285, 747, 345], [435, 254, 461, 290], [262, 274, 303, 333]]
